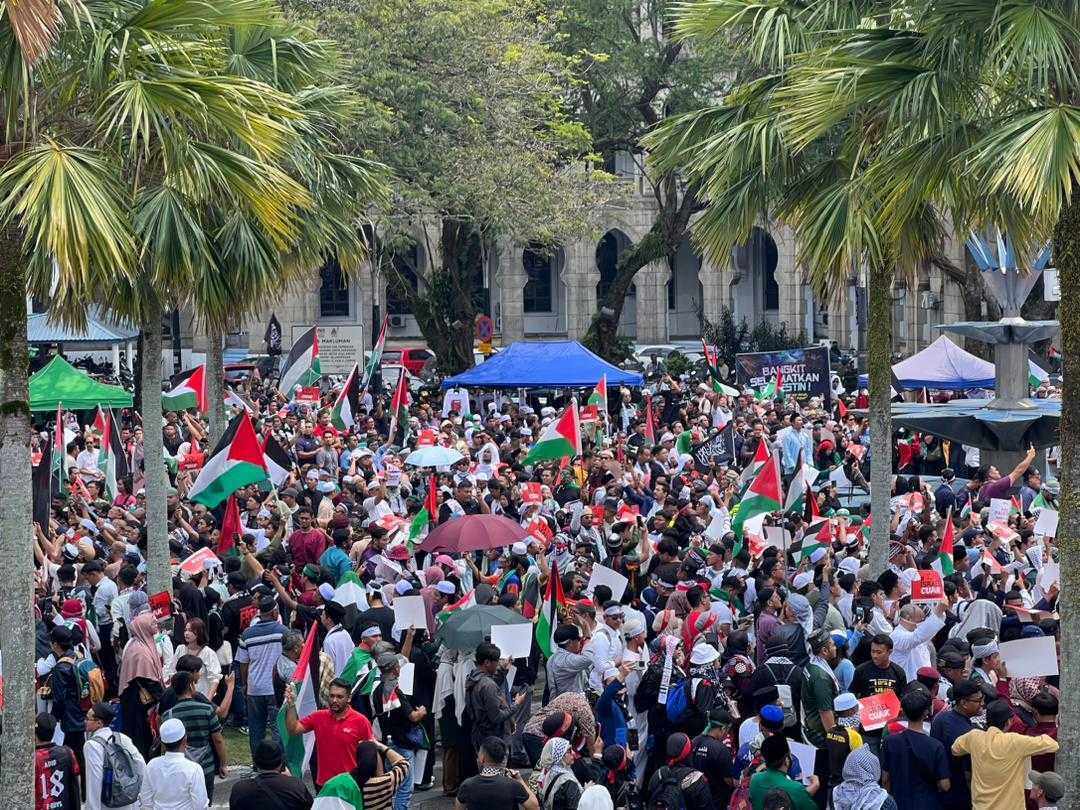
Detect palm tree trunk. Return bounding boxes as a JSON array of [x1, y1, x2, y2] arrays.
[[206, 322, 225, 446], [1052, 188, 1080, 805], [0, 248, 35, 810], [866, 262, 893, 576], [141, 303, 171, 595]]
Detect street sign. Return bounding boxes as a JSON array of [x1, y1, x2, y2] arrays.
[[1044, 269, 1060, 302]]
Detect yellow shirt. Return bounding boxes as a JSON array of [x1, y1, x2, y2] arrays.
[[951, 726, 1058, 810]]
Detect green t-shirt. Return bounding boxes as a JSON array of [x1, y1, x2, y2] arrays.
[[748, 767, 817, 810], [801, 662, 838, 747]]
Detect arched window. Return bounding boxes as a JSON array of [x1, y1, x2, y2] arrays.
[[318, 254, 349, 317], [753, 229, 780, 311], [597, 230, 633, 300], [523, 245, 553, 312]]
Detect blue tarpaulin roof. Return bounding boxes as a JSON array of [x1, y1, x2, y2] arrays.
[[441, 341, 644, 389]]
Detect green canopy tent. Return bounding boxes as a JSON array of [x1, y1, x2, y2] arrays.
[[30, 356, 133, 412]]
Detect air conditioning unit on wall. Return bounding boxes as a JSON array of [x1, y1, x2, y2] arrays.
[[389, 314, 406, 328], [919, 291, 939, 310]]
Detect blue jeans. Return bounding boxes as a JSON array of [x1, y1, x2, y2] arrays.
[[390, 746, 415, 810], [246, 694, 280, 759]]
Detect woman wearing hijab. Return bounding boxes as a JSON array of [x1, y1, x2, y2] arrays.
[[118, 612, 166, 757], [578, 784, 615, 810], [831, 746, 897, 810], [535, 737, 581, 810]]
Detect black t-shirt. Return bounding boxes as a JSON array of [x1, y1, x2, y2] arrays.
[[691, 734, 734, 807], [850, 660, 907, 700], [456, 773, 529, 810], [229, 772, 313, 810]]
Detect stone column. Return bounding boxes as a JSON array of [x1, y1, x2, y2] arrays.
[[635, 261, 671, 343], [699, 255, 731, 326], [562, 238, 599, 340], [774, 225, 805, 335], [498, 243, 527, 343]]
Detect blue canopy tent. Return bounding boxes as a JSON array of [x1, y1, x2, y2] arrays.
[[441, 340, 644, 389]]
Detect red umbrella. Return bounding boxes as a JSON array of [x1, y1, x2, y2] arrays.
[[417, 514, 528, 554]]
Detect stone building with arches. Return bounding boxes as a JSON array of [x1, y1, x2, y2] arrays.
[[233, 162, 973, 361]]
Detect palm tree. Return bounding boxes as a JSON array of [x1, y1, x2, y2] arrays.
[[645, 0, 940, 576], [731, 3, 1080, 796], [0, 1, 387, 799]]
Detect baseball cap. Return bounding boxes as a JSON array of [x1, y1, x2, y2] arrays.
[[759, 704, 785, 732], [1028, 771, 1064, 802]]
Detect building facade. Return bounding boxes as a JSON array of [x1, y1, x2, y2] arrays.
[[230, 167, 975, 363]]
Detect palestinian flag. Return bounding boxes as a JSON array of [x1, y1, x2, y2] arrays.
[[799, 519, 832, 561], [388, 370, 411, 443], [361, 315, 388, 391], [783, 451, 806, 514], [643, 395, 656, 443], [524, 403, 581, 464], [755, 369, 783, 401], [313, 772, 365, 810], [92, 406, 107, 436], [276, 623, 319, 778], [218, 494, 243, 556], [224, 385, 254, 415], [188, 412, 268, 507], [331, 363, 361, 431], [588, 375, 608, 437], [731, 452, 782, 554], [163, 365, 208, 413], [836, 397, 848, 419], [339, 647, 379, 695], [332, 571, 368, 609], [263, 434, 293, 487], [675, 430, 694, 456], [739, 439, 771, 495], [98, 410, 129, 501], [535, 559, 566, 657], [50, 404, 66, 494], [1032, 491, 1051, 512], [436, 589, 477, 625], [280, 326, 321, 396], [408, 474, 438, 549], [932, 508, 955, 576]]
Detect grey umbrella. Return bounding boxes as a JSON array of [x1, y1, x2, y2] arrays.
[[435, 605, 530, 651]]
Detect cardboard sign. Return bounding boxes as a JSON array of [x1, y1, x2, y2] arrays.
[[858, 691, 901, 731], [386, 468, 402, 488], [1037, 561, 1060, 592], [392, 595, 428, 630], [587, 564, 629, 602], [911, 569, 945, 603], [295, 386, 321, 404], [398, 662, 415, 695], [149, 591, 172, 621], [490, 622, 534, 660], [988, 498, 1012, 525], [999, 636, 1058, 677], [521, 482, 543, 506], [179, 547, 221, 576], [1035, 508, 1059, 538]]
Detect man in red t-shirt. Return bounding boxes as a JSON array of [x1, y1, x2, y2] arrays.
[[287, 508, 329, 568], [34, 714, 80, 810], [283, 678, 373, 790]]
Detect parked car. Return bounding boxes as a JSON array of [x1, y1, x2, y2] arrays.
[[383, 347, 435, 376]]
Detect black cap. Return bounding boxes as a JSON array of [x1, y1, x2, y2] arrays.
[[553, 624, 581, 645], [226, 571, 247, 589], [50, 625, 73, 648], [258, 595, 277, 614], [35, 713, 57, 742], [808, 628, 832, 653], [253, 740, 284, 771], [91, 701, 116, 725]]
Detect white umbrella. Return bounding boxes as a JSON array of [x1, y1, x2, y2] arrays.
[[405, 445, 464, 467]]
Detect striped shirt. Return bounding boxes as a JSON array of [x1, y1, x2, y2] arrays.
[[163, 698, 221, 776], [236, 619, 287, 696], [360, 759, 410, 810]]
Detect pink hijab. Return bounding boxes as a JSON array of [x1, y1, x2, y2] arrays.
[[420, 566, 445, 635], [119, 613, 164, 693]]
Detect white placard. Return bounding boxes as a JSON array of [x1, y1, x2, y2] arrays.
[[764, 526, 790, 550], [398, 662, 415, 695], [1037, 561, 1060, 592], [787, 740, 818, 784], [704, 511, 727, 540], [373, 555, 403, 583], [999, 636, 1058, 678], [1035, 508, 1059, 538], [989, 498, 1012, 525], [392, 595, 428, 630], [586, 564, 629, 602], [490, 622, 534, 660]]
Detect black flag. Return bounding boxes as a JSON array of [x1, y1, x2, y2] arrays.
[[33, 434, 53, 529], [690, 422, 735, 469], [264, 312, 282, 356]]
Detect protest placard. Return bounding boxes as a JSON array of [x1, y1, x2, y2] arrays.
[[989, 498, 1012, 525], [999, 636, 1058, 677], [490, 623, 534, 660], [1035, 508, 1059, 538], [911, 570, 945, 603], [787, 740, 818, 784], [391, 595, 428, 630], [399, 662, 415, 695], [521, 482, 543, 506], [587, 564, 629, 602], [1037, 561, 1060, 592], [858, 692, 901, 731]]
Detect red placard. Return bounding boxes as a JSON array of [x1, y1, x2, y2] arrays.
[[858, 691, 901, 731], [521, 482, 543, 506], [149, 591, 172, 622], [296, 386, 321, 404], [911, 569, 945, 603], [239, 603, 258, 631]]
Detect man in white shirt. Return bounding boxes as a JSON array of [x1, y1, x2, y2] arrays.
[[76, 438, 102, 477], [587, 602, 626, 693], [321, 602, 355, 676], [85, 702, 146, 810], [139, 718, 208, 810], [889, 601, 947, 681]]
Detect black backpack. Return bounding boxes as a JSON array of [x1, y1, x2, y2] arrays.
[[648, 766, 688, 810]]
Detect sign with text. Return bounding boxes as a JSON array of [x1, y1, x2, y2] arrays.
[[735, 346, 832, 402], [690, 423, 735, 468], [858, 691, 901, 731], [911, 569, 945, 603], [521, 482, 543, 506], [292, 325, 365, 375]]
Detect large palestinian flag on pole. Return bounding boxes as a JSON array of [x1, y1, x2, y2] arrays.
[[361, 315, 388, 391], [932, 507, 956, 575], [277, 623, 319, 778], [524, 403, 581, 464], [280, 326, 321, 396], [587, 375, 609, 439], [188, 412, 268, 507], [163, 365, 208, 412], [408, 474, 438, 549], [388, 371, 411, 443], [331, 363, 361, 431], [731, 452, 782, 555], [535, 558, 566, 658], [262, 434, 293, 487], [755, 368, 784, 401], [98, 410, 130, 501], [740, 439, 770, 489]]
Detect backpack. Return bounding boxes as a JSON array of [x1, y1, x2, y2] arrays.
[[89, 731, 143, 808], [648, 766, 687, 810], [75, 657, 107, 710], [665, 679, 692, 725], [728, 751, 764, 810]]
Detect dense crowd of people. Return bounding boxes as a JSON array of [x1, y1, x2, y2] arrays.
[[29, 355, 1067, 810]]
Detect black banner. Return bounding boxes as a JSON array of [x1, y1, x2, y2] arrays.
[[735, 346, 832, 402], [264, 312, 282, 356], [691, 423, 735, 468]]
